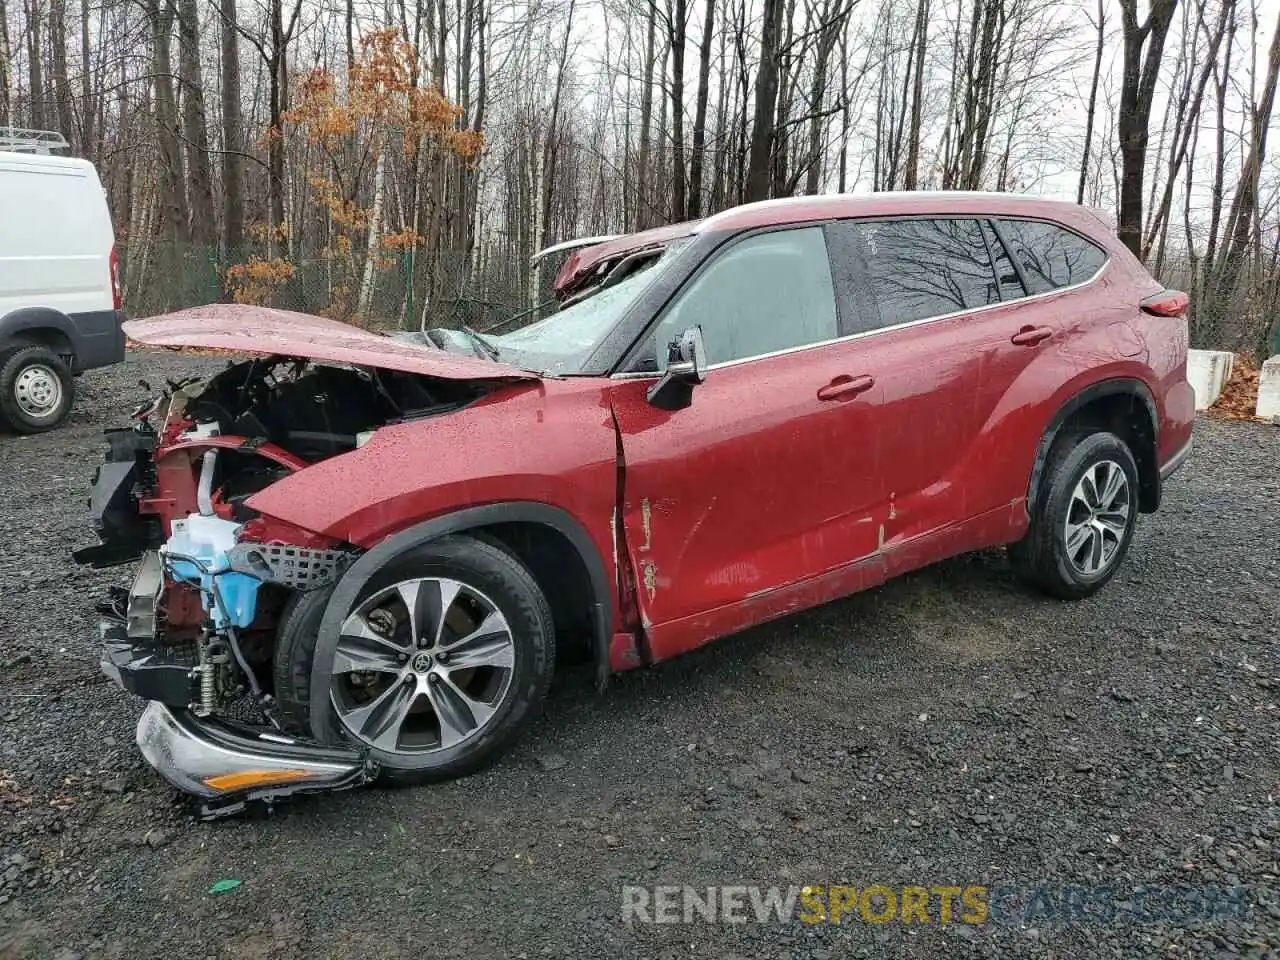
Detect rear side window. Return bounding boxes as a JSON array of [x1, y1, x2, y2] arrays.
[[652, 227, 839, 368], [831, 218, 1003, 332], [996, 219, 1107, 294]]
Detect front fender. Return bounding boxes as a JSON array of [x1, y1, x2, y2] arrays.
[[244, 379, 619, 548]]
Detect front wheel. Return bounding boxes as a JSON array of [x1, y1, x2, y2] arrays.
[[273, 535, 556, 783], [1008, 431, 1140, 600]]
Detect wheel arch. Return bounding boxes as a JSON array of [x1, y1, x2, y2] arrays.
[[0, 307, 78, 360], [1028, 378, 1161, 514], [309, 502, 614, 744]]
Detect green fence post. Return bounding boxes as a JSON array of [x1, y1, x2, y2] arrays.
[[405, 247, 416, 330], [209, 248, 221, 304]]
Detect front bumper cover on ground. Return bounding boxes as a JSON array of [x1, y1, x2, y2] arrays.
[[135, 701, 373, 819]]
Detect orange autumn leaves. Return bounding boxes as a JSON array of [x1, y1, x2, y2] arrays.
[[227, 29, 482, 315], [288, 30, 482, 161]]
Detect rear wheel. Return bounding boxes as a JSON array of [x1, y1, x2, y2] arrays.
[[1008, 431, 1139, 600], [273, 535, 555, 783], [0, 346, 75, 433]]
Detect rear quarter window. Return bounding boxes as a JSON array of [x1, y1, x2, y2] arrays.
[[997, 219, 1107, 294]]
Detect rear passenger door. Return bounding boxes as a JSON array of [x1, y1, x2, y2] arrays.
[[826, 216, 1046, 556]]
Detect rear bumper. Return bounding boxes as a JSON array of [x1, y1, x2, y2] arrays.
[[135, 702, 371, 818], [70, 308, 127, 370]]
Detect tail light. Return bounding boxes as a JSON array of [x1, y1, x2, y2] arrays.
[[109, 244, 124, 311], [1140, 289, 1188, 318]]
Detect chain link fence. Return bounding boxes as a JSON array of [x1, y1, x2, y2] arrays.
[[118, 242, 542, 334]]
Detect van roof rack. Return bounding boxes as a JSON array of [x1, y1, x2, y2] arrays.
[[0, 127, 71, 155]]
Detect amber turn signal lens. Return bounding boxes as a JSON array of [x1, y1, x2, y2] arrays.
[[203, 769, 315, 791]]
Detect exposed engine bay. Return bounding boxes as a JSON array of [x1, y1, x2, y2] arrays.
[[75, 356, 493, 815]]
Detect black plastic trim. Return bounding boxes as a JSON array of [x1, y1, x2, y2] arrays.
[[1027, 378, 1160, 512], [309, 502, 615, 743]]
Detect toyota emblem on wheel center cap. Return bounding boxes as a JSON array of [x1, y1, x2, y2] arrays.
[[411, 651, 433, 673]]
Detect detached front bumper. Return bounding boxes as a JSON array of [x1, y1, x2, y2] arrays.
[[99, 572, 372, 816], [134, 701, 371, 818]]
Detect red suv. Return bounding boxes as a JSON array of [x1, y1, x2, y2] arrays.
[[77, 193, 1193, 814]]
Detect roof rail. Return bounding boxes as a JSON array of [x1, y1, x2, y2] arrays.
[[0, 127, 71, 155]]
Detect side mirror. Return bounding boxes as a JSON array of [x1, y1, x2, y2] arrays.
[[647, 326, 707, 410]]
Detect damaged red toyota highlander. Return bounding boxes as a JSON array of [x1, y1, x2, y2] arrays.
[[76, 193, 1194, 815]]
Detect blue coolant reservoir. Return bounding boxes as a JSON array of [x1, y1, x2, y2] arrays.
[[161, 514, 263, 628]]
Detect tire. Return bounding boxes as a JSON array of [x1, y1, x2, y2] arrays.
[[273, 535, 556, 784], [1008, 431, 1140, 600], [0, 346, 75, 433]]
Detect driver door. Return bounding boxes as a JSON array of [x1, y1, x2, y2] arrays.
[[607, 225, 889, 662]]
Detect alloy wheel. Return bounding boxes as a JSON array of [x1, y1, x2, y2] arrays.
[[330, 577, 516, 754], [1063, 459, 1131, 576]]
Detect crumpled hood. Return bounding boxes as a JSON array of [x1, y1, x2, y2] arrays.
[[125, 304, 538, 381]]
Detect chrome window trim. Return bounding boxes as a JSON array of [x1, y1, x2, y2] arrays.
[[610, 254, 1111, 381]]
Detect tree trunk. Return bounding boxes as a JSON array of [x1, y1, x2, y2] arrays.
[[26, 0, 44, 128], [1143, 0, 1231, 260], [1116, 0, 1179, 259], [687, 0, 714, 219], [902, 0, 930, 190], [1209, 14, 1280, 315], [636, 0, 657, 227], [805, 0, 842, 195], [667, 0, 688, 221], [178, 0, 216, 246], [358, 146, 386, 320], [0, 0, 11, 126], [837, 23, 849, 192], [78, 0, 93, 158], [147, 0, 189, 243], [746, 0, 783, 201], [50, 0, 74, 139], [220, 0, 244, 254], [1077, 0, 1105, 205]]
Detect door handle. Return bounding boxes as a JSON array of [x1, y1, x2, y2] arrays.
[[816, 374, 875, 401], [1011, 325, 1053, 346]]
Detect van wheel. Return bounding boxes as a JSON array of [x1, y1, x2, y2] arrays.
[[274, 535, 556, 784], [0, 346, 75, 433], [1008, 431, 1140, 600]]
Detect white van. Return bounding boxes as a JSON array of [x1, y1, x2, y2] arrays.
[[0, 144, 124, 432]]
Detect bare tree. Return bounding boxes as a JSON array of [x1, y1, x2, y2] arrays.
[[144, 0, 190, 242], [1116, 0, 1179, 258], [1077, 0, 1105, 204], [686, 0, 714, 218], [178, 0, 216, 245], [746, 0, 784, 200], [220, 0, 244, 253]]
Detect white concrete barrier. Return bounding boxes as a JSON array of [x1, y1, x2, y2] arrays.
[[1186, 349, 1234, 411], [1257, 354, 1280, 419]]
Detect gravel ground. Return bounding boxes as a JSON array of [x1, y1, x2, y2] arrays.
[[1, 349, 1278, 960]]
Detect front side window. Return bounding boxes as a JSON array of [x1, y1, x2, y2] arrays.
[[996, 219, 1107, 294], [650, 227, 839, 370], [834, 218, 1005, 333]]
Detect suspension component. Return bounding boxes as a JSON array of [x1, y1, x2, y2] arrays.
[[190, 632, 230, 716]]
